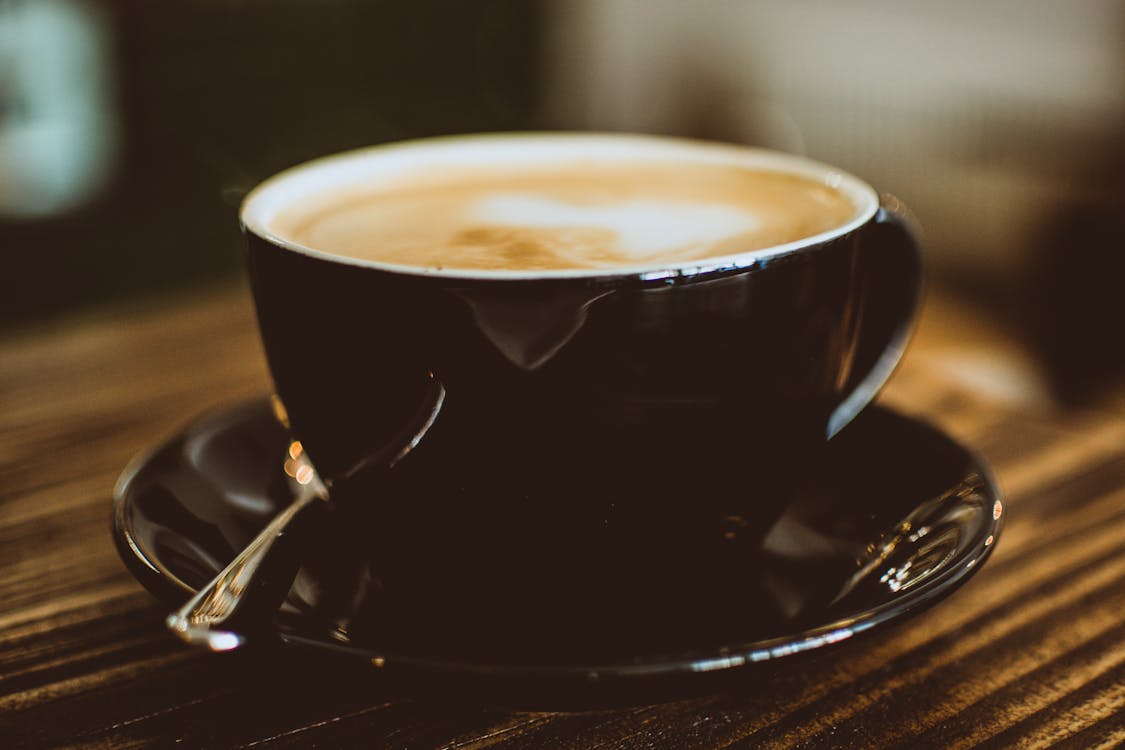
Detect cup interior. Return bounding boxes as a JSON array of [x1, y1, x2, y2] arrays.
[[240, 132, 879, 281]]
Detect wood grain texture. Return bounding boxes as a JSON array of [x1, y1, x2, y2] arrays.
[[1, 287, 1123, 749]]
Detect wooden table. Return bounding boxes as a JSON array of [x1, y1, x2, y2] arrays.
[[3, 287, 1123, 749]]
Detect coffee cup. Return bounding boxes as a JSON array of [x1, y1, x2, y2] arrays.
[[239, 133, 920, 628]]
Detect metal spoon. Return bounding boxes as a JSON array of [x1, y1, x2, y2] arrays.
[[166, 382, 446, 650]]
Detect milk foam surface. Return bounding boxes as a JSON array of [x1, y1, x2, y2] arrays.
[[269, 161, 857, 271], [472, 195, 761, 259]]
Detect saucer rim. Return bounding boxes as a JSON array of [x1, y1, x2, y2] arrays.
[[112, 398, 1003, 679]]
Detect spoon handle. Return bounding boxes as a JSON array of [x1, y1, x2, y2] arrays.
[[165, 486, 326, 651], [166, 381, 446, 650]]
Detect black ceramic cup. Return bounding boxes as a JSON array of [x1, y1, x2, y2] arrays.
[[239, 134, 920, 622]]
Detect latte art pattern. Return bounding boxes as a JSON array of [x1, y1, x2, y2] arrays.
[[470, 195, 761, 260], [270, 161, 857, 271]]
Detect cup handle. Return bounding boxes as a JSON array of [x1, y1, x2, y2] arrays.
[[826, 195, 923, 439]]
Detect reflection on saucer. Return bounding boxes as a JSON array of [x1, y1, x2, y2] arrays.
[[114, 399, 1001, 685]]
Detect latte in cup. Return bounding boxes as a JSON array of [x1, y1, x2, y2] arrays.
[[264, 158, 858, 272], [241, 135, 921, 644]]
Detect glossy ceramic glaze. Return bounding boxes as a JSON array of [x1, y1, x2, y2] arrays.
[[242, 136, 921, 565], [114, 399, 1001, 687]]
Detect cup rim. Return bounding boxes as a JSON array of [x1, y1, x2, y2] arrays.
[[239, 132, 880, 282]]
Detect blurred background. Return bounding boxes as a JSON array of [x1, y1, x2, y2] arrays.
[[2, 0, 1122, 406]]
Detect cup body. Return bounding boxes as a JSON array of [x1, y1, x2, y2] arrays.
[[240, 134, 920, 620]]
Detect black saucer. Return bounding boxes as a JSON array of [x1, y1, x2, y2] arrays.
[[113, 398, 1001, 687]]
